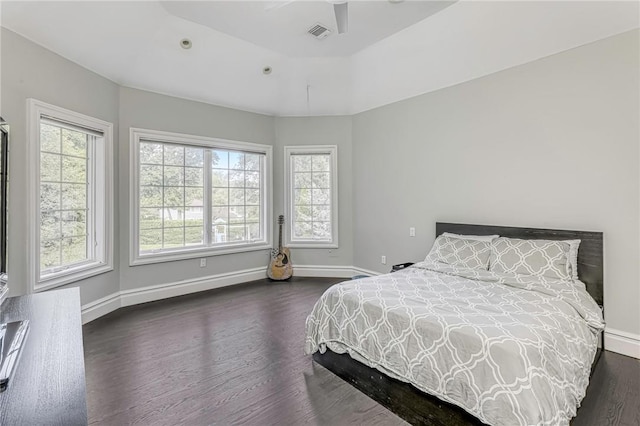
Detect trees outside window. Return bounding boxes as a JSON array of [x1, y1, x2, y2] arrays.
[[28, 99, 113, 291], [130, 129, 272, 265], [284, 146, 338, 248]]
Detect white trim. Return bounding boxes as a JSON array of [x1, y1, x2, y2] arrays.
[[293, 264, 355, 278], [284, 145, 338, 248], [80, 264, 363, 323], [81, 265, 360, 323], [605, 328, 640, 359], [37, 264, 114, 292], [82, 266, 268, 324], [131, 245, 271, 266], [129, 128, 273, 266], [351, 266, 382, 277], [27, 99, 114, 292], [120, 266, 266, 306], [81, 291, 121, 324]]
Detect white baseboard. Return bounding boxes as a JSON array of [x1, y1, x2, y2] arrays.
[[293, 264, 355, 278], [119, 267, 266, 307], [605, 328, 640, 359], [81, 264, 383, 323], [82, 292, 121, 324], [82, 267, 267, 324], [351, 266, 381, 277]]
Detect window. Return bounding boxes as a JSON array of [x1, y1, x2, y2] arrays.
[[284, 145, 338, 247], [28, 99, 113, 291], [130, 128, 272, 265]]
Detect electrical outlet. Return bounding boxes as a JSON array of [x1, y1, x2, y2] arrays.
[[409, 227, 416, 237], [381, 255, 386, 265], [200, 258, 206, 268]]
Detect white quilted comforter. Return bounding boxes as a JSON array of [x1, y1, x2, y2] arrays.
[[304, 261, 604, 426]]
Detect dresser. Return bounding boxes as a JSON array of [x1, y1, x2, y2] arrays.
[[0, 288, 87, 425]]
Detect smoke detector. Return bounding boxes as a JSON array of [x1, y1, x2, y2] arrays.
[[307, 23, 331, 40]]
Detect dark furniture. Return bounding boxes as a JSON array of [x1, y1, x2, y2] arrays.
[[313, 222, 604, 425], [391, 262, 415, 273], [0, 288, 87, 425]]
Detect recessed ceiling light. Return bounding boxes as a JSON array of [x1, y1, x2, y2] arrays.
[[180, 38, 192, 49], [388, 0, 404, 3], [263, 66, 272, 75]]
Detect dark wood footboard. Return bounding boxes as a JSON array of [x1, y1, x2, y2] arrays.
[[312, 349, 485, 426], [313, 345, 604, 425]]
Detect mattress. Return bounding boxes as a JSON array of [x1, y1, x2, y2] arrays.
[[304, 261, 604, 426]]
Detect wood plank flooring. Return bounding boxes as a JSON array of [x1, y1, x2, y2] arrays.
[[83, 277, 640, 425]]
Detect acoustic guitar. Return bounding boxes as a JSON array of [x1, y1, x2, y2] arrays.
[[267, 215, 293, 280]]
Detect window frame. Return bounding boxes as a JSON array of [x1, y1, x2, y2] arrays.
[[27, 99, 114, 292], [284, 145, 338, 248], [129, 128, 273, 266]]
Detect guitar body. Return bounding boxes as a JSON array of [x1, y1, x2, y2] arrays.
[[268, 215, 293, 281], [268, 247, 293, 280]]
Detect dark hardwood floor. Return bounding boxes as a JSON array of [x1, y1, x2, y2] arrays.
[[83, 277, 640, 426]]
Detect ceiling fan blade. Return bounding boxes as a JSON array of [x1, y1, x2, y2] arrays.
[[333, 2, 348, 34]]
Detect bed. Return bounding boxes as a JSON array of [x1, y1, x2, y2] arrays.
[[304, 223, 604, 425]]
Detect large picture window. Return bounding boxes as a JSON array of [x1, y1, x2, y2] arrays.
[[284, 145, 338, 248], [28, 99, 114, 291], [130, 129, 272, 265]]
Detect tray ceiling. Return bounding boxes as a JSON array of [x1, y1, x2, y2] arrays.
[[1, 1, 638, 116]]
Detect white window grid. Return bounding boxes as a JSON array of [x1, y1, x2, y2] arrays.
[[284, 145, 338, 248], [28, 98, 114, 292], [130, 128, 272, 265], [291, 153, 332, 241], [138, 142, 206, 253], [210, 149, 263, 245], [39, 121, 95, 275]]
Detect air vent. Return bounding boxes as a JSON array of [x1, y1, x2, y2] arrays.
[[307, 23, 331, 40]]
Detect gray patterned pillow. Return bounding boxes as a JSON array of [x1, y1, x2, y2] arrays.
[[425, 235, 492, 270], [489, 237, 572, 280]]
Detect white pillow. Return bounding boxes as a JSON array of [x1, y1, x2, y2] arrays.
[[562, 239, 581, 280], [489, 237, 572, 280], [442, 232, 499, 242], [426, 235, 493, 270]]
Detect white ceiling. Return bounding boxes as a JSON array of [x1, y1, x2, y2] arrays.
[[160, 1, 455, 57], [1, 1, 638, 117]]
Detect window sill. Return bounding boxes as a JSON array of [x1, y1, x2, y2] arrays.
[[35, 263, 114, 292], [130, 242, 271, 266]]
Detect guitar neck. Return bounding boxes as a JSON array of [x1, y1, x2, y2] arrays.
[[278, 222, 283, 251]]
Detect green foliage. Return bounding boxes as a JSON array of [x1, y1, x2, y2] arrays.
[[135, 143, 265, 252], [290, 154, 332, 240], [39, 123, 91, 269], [139, 221, 204, 251], [40, 236, 87, 270]]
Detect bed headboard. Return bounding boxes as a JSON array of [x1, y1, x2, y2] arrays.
[[435, 222, 604, 306]]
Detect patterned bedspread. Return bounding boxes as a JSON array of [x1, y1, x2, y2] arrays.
[[304, 261, 604, 426]]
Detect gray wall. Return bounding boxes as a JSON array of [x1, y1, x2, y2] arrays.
[[0, 28, 356, 306], [2, 27, 638, 340], [0, 28, 120, 304], [118, 87, 277, 290], [352, 29, 640, 335], [274, 116, 353, 266]]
